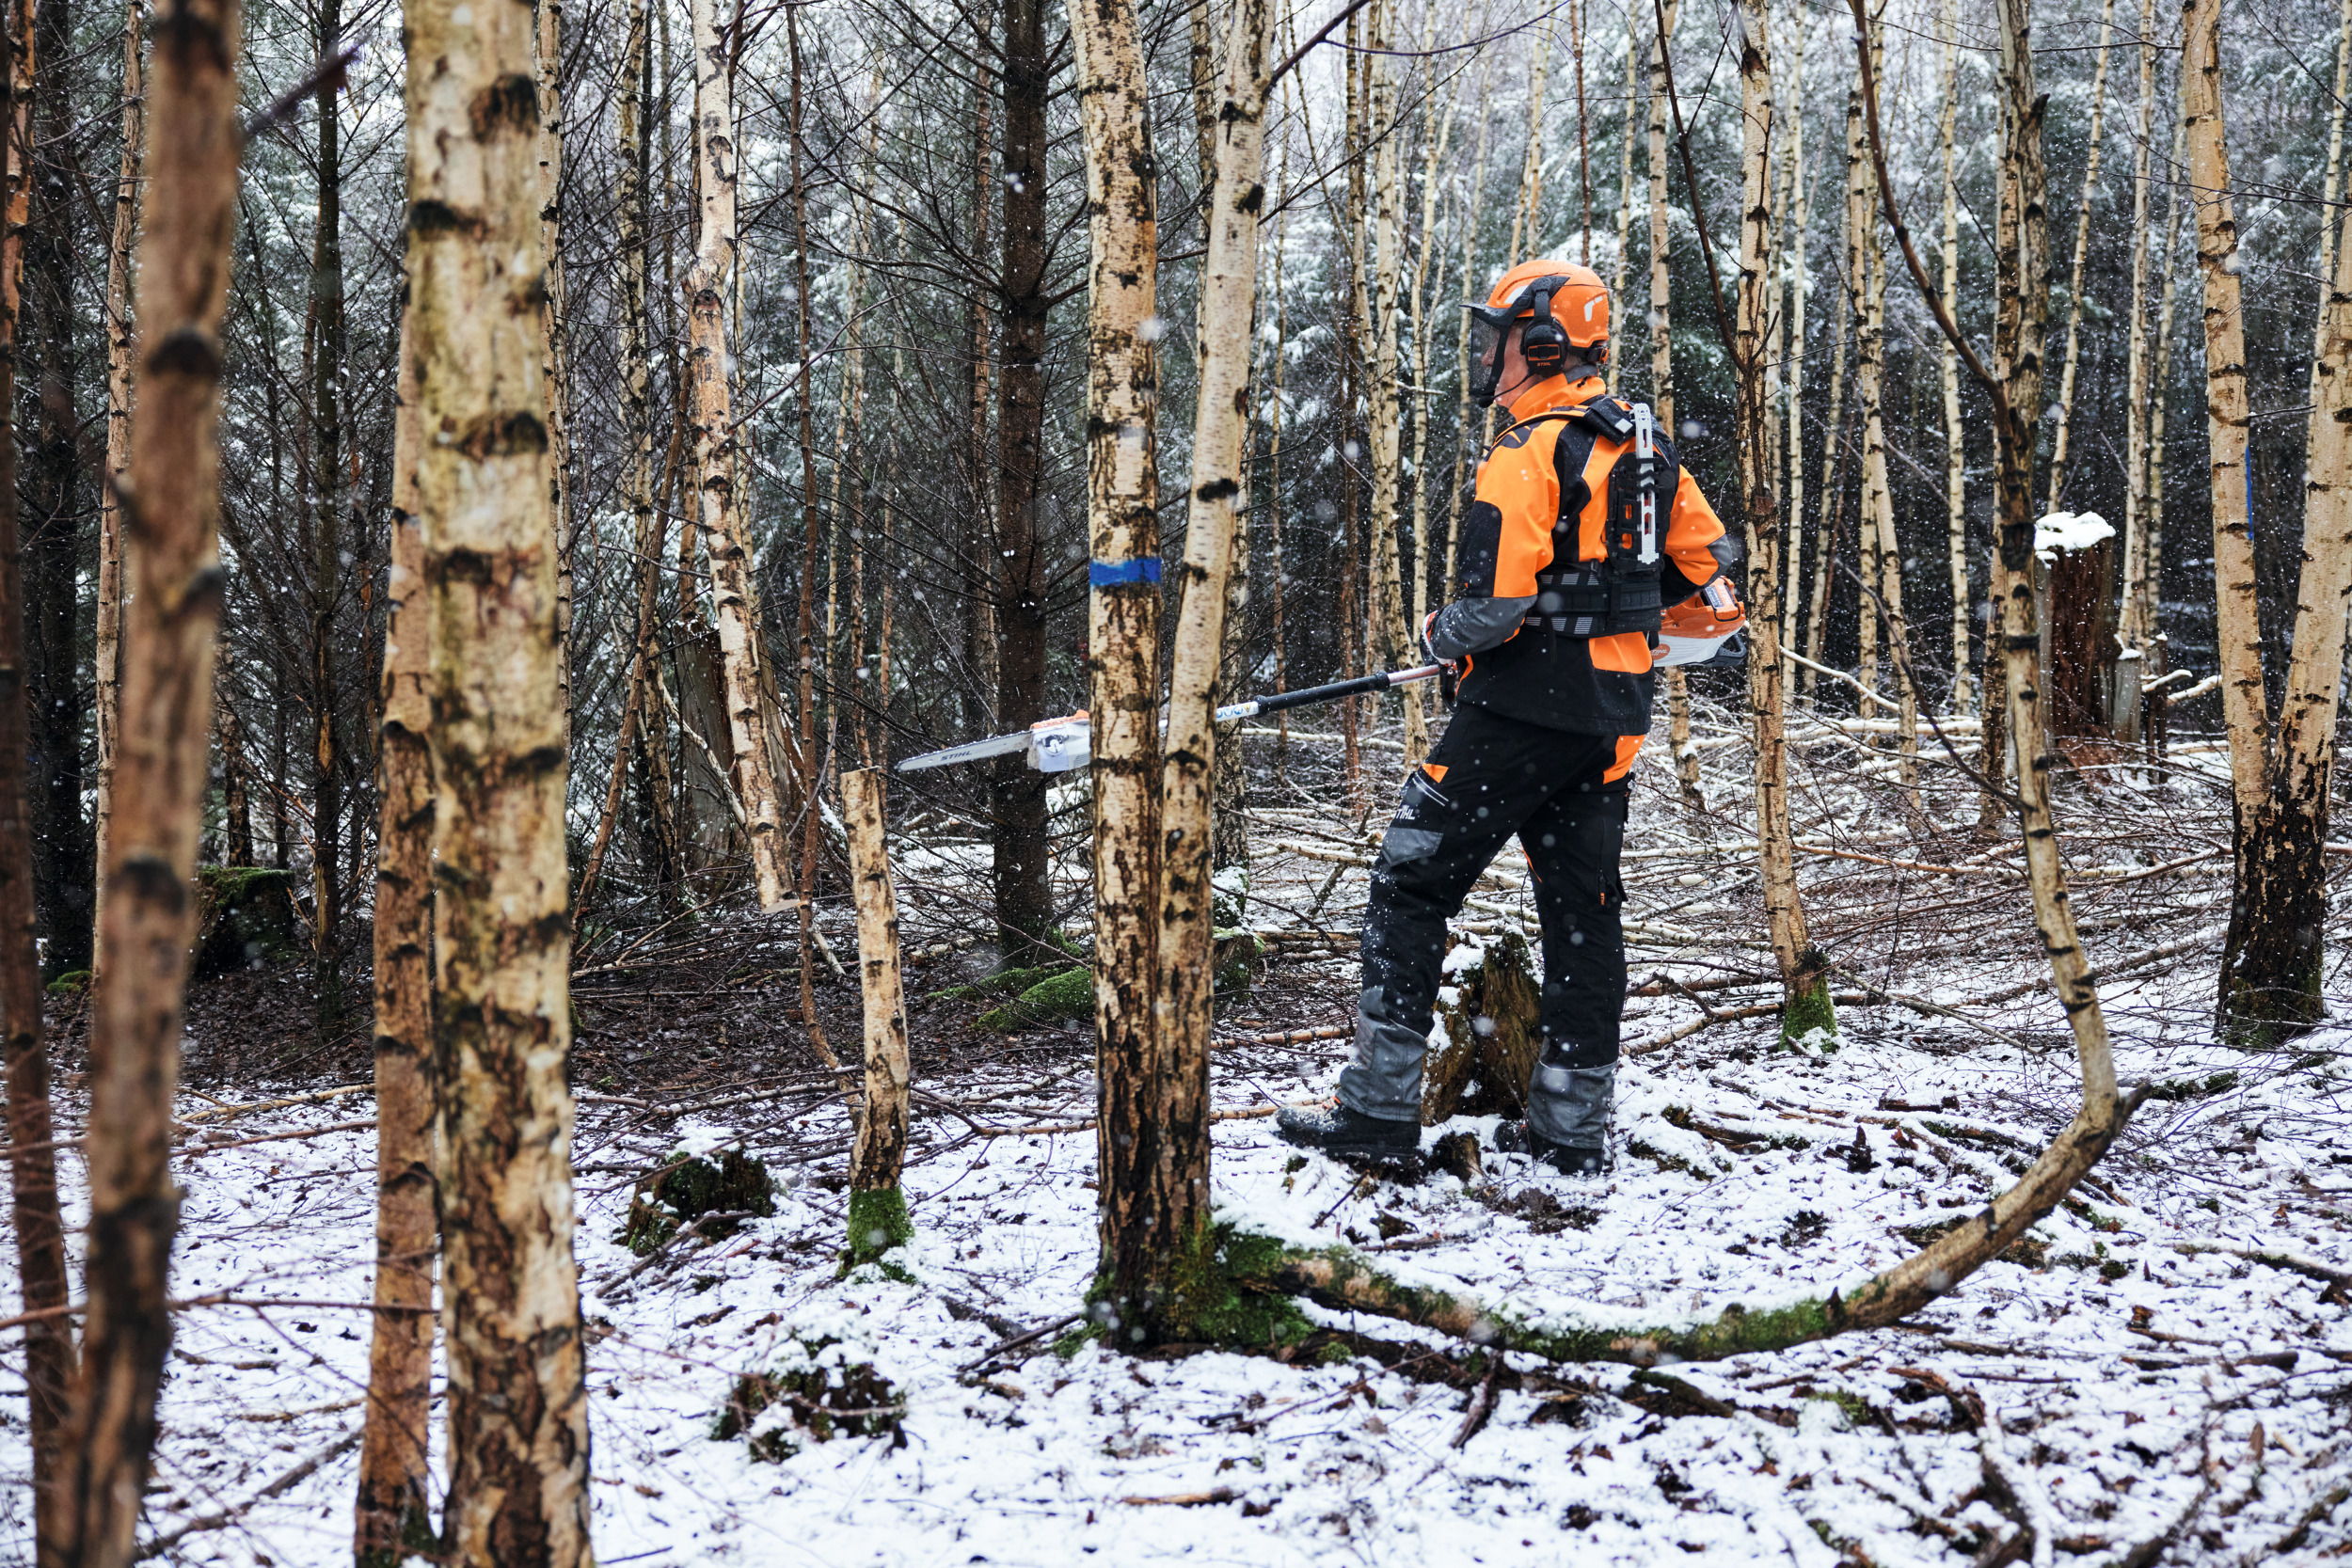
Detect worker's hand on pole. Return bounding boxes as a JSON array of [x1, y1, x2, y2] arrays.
[[1420, 610, 1457, 673]]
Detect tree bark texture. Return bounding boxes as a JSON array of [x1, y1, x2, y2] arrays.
[[843, 767, 913, 1263], [0, 0, 74, 1529], [93, 0, 142, 978], [2185, 0, 2342, 1038], [1067, 0, 1170, 1339], [1152, 0, 1274, 1334], [404, 0, 595, 1558], [2117, 0, 2160, 741], [1645, 0, 1677, 425], [23, 0, 88, 982], [1729, 0, 1830, 1038], [686, 0, 790, 910], [308, 0, 348, 1033], [1939, 0, 1969, 712], [2044, 0, 2115, 515], [576, 0, 663, 914], [990, 0, 1054, 946], [56, 0, 243, 1560], [356, 304, 437, 1568]]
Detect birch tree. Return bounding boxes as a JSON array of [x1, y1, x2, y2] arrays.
[[1938, 0, 1969, 711], [92, 0, 141, 973], [2117, 0, 2161, 736], [2184, 0, 2352, 1038], [2044, 0, 2115, 514], [686, 0, 790, 910], [405, 0, 595, 1553], [356, 306, 437, 1568], [844, 768, 913, 1267], [55, 0, 242, 1557], [1067, 0, 1171, 1338]]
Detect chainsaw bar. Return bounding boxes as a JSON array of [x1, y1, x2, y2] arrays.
[[893, 728, 1037, 772]]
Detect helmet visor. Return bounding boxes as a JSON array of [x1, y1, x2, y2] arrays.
[[1467, 304, 1515, 408]]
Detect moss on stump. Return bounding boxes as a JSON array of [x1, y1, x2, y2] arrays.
[[977, 966, 1093, 1032], [842, 1186, 914, 1275], [1778, 972, 1838, 1052], [620, 1147, 776, 1256], [1084, 1221, 1316, 1353]]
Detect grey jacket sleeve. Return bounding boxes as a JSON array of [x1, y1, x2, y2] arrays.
[[1427, 595, 1534, 659]]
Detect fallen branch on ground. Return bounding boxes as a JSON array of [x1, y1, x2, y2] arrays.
[[1210, 1072, 2150, 1365]]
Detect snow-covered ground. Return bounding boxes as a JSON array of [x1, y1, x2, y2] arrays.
[[5, 707, 2349, 1565], [6, 1005, 2348, 1567]]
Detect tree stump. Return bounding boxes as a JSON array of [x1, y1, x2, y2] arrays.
[[2035, 512, 2120, 740], [1422, 931, 1542, 1125]]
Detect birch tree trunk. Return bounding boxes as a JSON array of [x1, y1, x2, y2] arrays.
[[993, 0, 1055, 944], [1614, 5, 1637, 299], [1731, 0, 1832, 1041], [2116, 0, 2161, 739], [1403, 40, 1460, 766], [1067, 0, 1170, 1338], [1510, 23, 1548, 262], [1844, 56, 1878, 703], [686, 0, 790, 910], [2270, 164, 2352, 1028], [1652, 0, 1704, 809], [93, 0, 141, 977], [56, 0, 242, 1558], [2139, 113, 2186, 752], [405, 0, 594, 1555], [1363, 10, 1417, 753], [2182, 0, 2352, 1038], [1803, 272, 1849, 692], [1153, 0, 1274, 1329], [1848, 10, 1917, 796], [1446, 57, 1495, 586], [1857, 0, 2127, 1246], [1939, 0, 1969, 712], [2183, 0, 2327, 1038], [0, 0, 73, 1530], [356, 304, 437, 1568], [575, 0, 660, 914], [785, 3, 833, 1058], [843, 768, 913, 1267], [1646, 0, 1677, 425], [2044, 0, 2115, 515], [1780, 7, 1808, 663], [535, 0, 573, 722]]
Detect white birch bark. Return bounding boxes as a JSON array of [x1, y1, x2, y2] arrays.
[[2043, 0, 2116, 514], [686, 0, 791, 909]]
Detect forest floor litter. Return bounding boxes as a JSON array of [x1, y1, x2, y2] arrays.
[[5, 697, 2350, 1566]]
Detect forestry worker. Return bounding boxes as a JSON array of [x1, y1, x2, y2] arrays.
[[1279, 257, 1745, 1179]]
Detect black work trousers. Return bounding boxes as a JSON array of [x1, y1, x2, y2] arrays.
[[1337, 702, 1629, 1145]]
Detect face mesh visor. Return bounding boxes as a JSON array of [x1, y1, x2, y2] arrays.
[[1467, 309, 1513, 408]]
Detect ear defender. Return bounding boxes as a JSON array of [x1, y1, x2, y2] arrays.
[[1520, 284, 1567, 375]]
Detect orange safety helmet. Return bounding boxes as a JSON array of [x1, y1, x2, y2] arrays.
[[1466, 259, 1612, 407]]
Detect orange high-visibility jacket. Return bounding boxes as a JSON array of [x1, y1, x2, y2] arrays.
[[1431, 371, 1738, 770]]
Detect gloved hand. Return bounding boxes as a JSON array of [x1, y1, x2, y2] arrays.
[[1421, 610, 1452, 668], [1423, 610, 1460, 705]]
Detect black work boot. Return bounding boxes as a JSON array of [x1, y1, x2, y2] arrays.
[[1277, 1102, 1420, 1159], [1496, 1119, 1605, 1178]]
